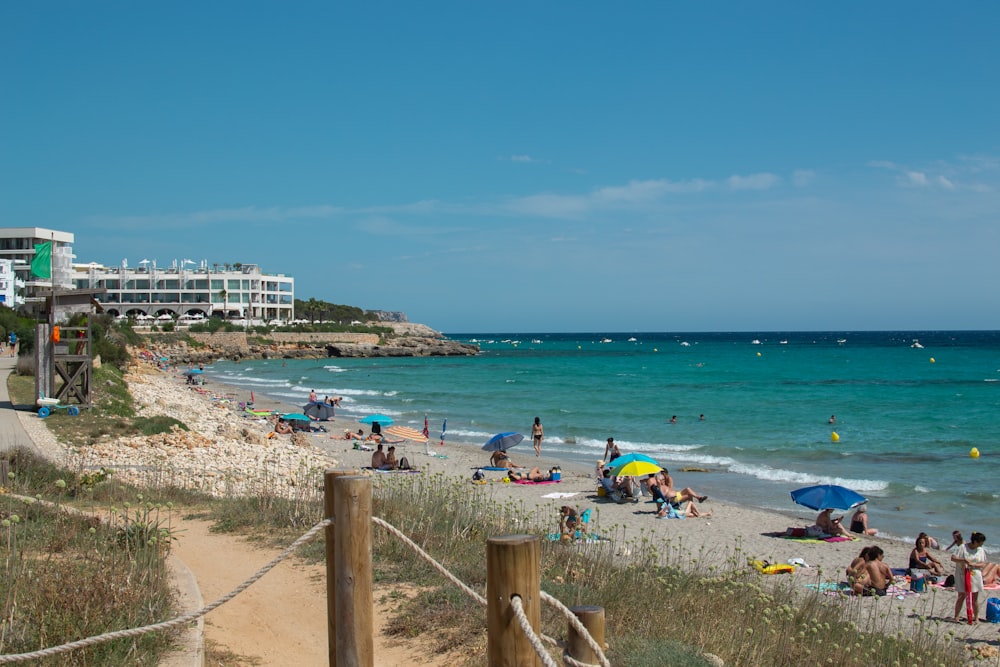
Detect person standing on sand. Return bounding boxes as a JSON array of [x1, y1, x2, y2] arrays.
[[531, 416, 544, 457], [952, 531, 987, 623], [604, 437, 621, 463]]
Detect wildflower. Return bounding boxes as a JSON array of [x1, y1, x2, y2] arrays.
[[55, 479, 66, 489]]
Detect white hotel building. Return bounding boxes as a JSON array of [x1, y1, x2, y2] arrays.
[[72, 260, 295, 322]]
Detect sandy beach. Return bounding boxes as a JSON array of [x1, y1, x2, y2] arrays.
[[20, 354, 1000, 663]]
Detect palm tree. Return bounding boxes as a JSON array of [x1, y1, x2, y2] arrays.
[[303, 298, 323, 324], [218, 289, 228, 319]]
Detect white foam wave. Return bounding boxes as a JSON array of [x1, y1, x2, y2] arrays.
[[323, 365, 347, 372], [728, 462, 888, 491], [913, 486, 931, 493]]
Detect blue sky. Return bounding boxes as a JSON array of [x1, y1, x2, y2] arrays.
[[3, 2, 998, 332]]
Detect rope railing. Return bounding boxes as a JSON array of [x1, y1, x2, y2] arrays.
[[0, 518, 332, 664], [2, 493, 610, 666]]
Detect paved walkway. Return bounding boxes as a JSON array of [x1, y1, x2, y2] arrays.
[[0, 355, 43, 456]]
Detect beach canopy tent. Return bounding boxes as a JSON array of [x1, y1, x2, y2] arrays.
[[482, 432, 524, 452], [790, 484, 867, 511], [281, 413, 312, 423], [303, 401, 335, 421]]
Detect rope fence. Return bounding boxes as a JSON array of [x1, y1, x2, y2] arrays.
[[0, 473, 610, 666]]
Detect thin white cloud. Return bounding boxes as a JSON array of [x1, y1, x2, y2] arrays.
[[84, 205, 344, 229], [509, 154, 537, 163], [727, 173, 781, 190], [869, 155, 998, 192], [792, 170, 815, 187]]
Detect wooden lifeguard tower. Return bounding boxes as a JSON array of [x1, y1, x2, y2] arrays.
[[34, 289, 105, 408]]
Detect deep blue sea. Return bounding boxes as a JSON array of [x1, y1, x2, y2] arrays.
[[206, 331, 1000, 550]]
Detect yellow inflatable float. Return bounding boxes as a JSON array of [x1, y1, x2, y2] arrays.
[[752, 560, 795, 575]]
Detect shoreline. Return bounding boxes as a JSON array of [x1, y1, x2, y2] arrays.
[[35, 355, 1000, 648]]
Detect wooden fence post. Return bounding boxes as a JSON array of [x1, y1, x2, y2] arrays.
[[567, 605, 605, 665], [486, 534, 541, 666], [323, 468, 362, 666], [333, 474, 373, 667]]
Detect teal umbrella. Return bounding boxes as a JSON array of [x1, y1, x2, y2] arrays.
[[282, 413, 312, 422]]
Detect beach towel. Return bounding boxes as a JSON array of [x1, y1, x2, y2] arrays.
[[479, 466, 517, 472], [541, 492, 580, 499], [513, 479, 561, 485]]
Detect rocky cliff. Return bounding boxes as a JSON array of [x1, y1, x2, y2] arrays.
[[142, 322, 477, 364]]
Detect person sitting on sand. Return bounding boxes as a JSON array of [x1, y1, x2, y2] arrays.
[[656, 498, 711, 519], [909, 533, 945, 577], [847, 546, 875, 595], [813, 508, 851, 538], [614, 474, 641, 502], [849, 504, 878, 536], [863, 546, 892, 596], [508, 467, 552, 482], [371, 444, 387, 469], [381, 446, 398, 471], [660, 469, 708, 505], [559, 506, 581, 536], [274, 418, 293, 435], [491, 450, 515, 469]]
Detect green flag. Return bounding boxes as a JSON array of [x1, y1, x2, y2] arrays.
[[31, 241, 52, 279]]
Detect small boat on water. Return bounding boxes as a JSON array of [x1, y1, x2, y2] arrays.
[[837, 339, 847, 345], [911, 339, 924, 349], [751, 339, 762, 345], [779, 340, 788, 345], [599, 338, 613, 344], [627, 337, 637, 342], [680, 341, 690, 347]]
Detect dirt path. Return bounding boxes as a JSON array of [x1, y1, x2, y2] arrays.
[[170, 515, 457, 666]]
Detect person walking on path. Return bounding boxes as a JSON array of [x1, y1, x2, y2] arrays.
[[531, 416, 544, 457]]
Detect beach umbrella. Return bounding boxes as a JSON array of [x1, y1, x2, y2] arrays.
[[610, 459, 663, 478], [303, 402, 335, 421], [607, 452, 660, 468], [384, 425, 428, 442], [359, 413, 394, 427], [440, 418, 447, 445], [481, 432, 525, 452], [282, 413, 312, 422], [790, 484, 867, 511], [182, 369, 203, 377]]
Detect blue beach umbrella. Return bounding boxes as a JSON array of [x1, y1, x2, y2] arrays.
[[482, 432, 525, 452], [359, 414, 394, 427], [183, 368, 203, 376], [790, 484, 867, 511], [440, 418, 447, 445]]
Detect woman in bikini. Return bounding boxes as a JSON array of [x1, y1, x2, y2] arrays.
[[508, 467, 552, 482], [531, 416, 544, 457], [909, 533, 945, 577]]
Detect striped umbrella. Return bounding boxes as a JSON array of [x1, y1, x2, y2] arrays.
[[384, 425, 429, 442]]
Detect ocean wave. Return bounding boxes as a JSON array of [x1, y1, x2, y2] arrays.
[[323, 365, 347, 373], [215, 375, 292, 387], [727, 462, 888, 491]]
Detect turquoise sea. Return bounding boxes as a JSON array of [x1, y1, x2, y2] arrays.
[[207, 331, 1000, 551]]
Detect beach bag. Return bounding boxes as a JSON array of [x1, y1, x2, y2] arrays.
[[398, 457, 411, 470], [986, 598, 1000, 623], [472, 469, 485, 481]]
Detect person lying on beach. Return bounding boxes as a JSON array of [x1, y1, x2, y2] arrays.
[[343, 429, 365, 441], [274, 419, 293, 435], [490, 450, 515, 469], [366, 432, 383, 443], [508, 467, 551, 482], [655, 498, 711, 519], [659, 470, 708, 505], [813, 508, 851, 538], [909, 533, 945, 577]]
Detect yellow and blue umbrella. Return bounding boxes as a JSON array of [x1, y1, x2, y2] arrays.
[[610, 460, 663, 478]]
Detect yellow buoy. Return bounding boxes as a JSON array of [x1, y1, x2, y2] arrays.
[[756, 352, 762, 357], [831, 431, 840, 443], [929, 357, 935, 363], [970, 447, 980, 459], [653, 348, 658, 352]]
